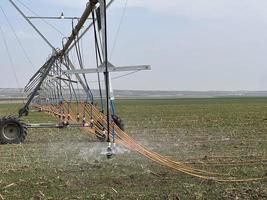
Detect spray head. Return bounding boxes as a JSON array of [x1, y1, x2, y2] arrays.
[[106, 143, 113, 159], [60, 12, 65, 19]]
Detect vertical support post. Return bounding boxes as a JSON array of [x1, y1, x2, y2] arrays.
[[99, 0, 110, 142], [104, 0, 110, 143], [98, 0, 116, 117]]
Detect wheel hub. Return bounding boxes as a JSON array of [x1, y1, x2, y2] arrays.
[[2, 123, 20, 140]]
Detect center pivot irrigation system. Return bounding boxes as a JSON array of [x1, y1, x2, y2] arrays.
[[0, 1, 265, 182], [0, 0, 151, 157]]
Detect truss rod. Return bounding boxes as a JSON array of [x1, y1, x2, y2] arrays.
[[62, 57, 91, 99], [59, 0, 98, 57], [67, 0, 115, 54], [19, 56, 57, 117], [27, 16, 92, 20], [9, 0, 56, 50]]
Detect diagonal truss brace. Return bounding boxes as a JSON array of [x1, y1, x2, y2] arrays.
[[19, 56, 57, 116]]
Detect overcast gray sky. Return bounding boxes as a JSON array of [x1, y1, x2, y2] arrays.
[[1, 0, 267, 91]]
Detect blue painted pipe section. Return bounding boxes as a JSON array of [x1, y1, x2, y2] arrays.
[[110, 99, 116, 143]]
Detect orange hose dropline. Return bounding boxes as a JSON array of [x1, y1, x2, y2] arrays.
[[35, 102, 266, 182]]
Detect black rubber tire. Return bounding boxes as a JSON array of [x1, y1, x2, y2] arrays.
[[112, 115, 125, 131], [0, 116, 28, 144]]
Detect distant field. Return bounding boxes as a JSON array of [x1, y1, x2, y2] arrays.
[[0, 98, 267, 199]]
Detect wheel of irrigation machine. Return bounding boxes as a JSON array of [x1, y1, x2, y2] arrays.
[[0, 116, 28, 144], [112, 115, 125, 131]]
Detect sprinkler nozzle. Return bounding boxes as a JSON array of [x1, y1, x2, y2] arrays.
[[106, 143, 113, 159]]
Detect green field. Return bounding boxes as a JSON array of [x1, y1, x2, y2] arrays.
[[0, 98, 267, 199]]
